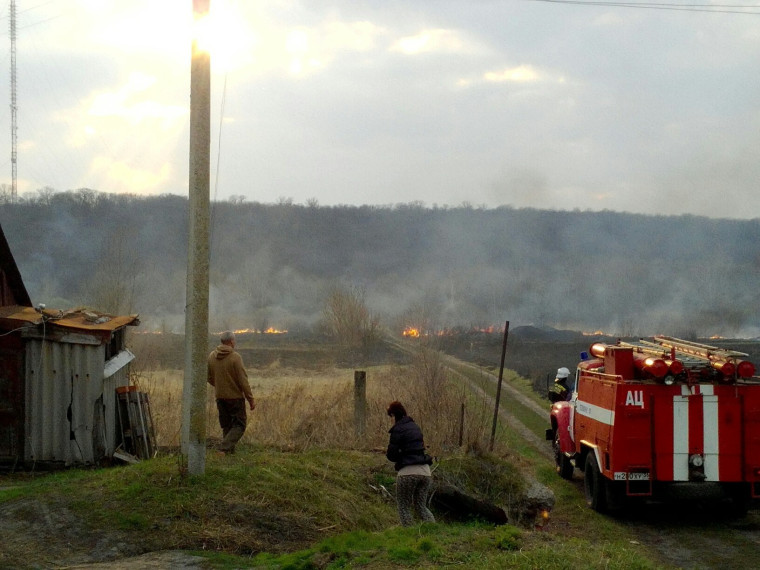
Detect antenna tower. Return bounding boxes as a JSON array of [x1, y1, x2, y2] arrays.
[[10, 0, 17, 202]]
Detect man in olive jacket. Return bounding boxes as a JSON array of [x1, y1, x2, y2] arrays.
[[207, 331, 255, 454]]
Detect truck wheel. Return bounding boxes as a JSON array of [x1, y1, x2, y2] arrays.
[[584, 452, 608, 513], [553, 430, 574, 480], [726, 484, 750, 518], [604, 480, 627, 512]]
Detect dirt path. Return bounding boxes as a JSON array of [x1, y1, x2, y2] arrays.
[[446, 357, 550, 420], [447, 365, 553, 461], [64, 551, 207, 569], [446, 355, 760, 570]]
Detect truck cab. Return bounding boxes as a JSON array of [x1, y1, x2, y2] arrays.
[[547, 336, 760, 513]]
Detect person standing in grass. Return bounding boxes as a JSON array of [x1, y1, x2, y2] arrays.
[[386, 401, 436, 526], [207, 330, 255, 454]]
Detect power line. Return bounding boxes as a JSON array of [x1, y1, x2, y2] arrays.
[[526, 0, 760, 14]]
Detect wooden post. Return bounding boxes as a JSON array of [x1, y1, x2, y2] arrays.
[[354, 370, 366, 437], [489, 320, 510, 452]]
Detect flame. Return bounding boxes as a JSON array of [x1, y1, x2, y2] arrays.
[[231, 327, 288, 335], [534, 508, 551, 530], [403, 325, 506, 337], [136, 328, 288, 335], [582, 330, 607, 336]]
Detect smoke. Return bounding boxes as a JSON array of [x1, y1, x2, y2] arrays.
[[2, 192, 760, 339]]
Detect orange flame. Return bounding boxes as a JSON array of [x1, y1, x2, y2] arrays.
[[136, 328, 289, 335], [402, 327, 421, 338]]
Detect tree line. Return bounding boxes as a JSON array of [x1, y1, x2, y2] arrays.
[[1, 188, 759, 338]]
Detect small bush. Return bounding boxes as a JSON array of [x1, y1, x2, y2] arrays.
[[494, 525, 522, 551]]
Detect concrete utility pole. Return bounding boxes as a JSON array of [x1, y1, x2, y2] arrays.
[[181, 0, 211, 475]]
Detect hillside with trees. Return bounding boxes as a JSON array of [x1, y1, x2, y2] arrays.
[[1, 189, 759, 337]]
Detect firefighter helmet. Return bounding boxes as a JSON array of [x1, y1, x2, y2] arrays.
[[555, 367, 570, 381]]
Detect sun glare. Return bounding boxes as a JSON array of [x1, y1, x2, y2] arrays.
[[193, 3, 256, 73]]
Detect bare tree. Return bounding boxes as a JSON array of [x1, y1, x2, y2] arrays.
[[321, 285, 380, 349], [36, 186, 56, 205], [0, 184, 12, 205], [85, 226, 142, 315]]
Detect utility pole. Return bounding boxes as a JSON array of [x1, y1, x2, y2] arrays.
[[10, 0, 17, 202], [181, 0, 211, 475]]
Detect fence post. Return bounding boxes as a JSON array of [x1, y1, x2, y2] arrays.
[[489, 320, 510, 452], [354, 370, 366, 437]]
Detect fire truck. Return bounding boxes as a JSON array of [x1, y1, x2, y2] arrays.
[[546, 335, 760, 513]]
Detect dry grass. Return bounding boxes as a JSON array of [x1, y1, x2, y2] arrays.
[[135, 347, 495, 455]]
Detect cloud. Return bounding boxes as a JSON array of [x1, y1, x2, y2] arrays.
[[86, 73, 186, 124], [56, 73, 187, 152], [324, 20, 386, 52], [6, 0, 760, 218], [484, 65, 539, 83], [42, 71, 190, 194], [390, 29, 468, 55], [252, 19, 388, 77], [89, 157, 173, 194]]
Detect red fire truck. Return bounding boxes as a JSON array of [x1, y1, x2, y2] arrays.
[[547, 335, 760, 513]]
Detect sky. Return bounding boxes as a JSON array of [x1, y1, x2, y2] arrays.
[[1, 0, 759, 218]]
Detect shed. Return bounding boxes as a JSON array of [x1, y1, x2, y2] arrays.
[[0, 224, 141, 467]]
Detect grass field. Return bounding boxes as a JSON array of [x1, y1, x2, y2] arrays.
[[0, 338, 674, 569], [0, 448, 663, 569], [136, 347, 499, 458]]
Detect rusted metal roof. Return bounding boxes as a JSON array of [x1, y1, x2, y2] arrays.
[[0, 305, 139, 333]]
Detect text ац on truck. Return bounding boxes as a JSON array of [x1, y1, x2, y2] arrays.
[[546, 335, 760, 515]]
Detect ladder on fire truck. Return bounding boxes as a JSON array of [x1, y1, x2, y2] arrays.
[[617, 335, 755, 382]]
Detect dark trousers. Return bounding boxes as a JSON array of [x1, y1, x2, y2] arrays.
[[216, 398, 247, 452]]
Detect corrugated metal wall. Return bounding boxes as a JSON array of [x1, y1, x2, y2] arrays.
[[24, 339, 128, 465]]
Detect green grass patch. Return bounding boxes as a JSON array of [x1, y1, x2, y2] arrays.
[[0, 444, 670, 570], [234, 520, 662, 569]]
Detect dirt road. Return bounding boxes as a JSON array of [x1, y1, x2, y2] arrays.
[[456, 360, 760, 570], [64, 551, 206, 569]]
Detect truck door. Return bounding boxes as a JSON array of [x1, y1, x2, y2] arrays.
[[653, 385, 742, 482]]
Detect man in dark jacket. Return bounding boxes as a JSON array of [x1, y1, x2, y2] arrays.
[[207, 331, 255, 454], [386, 401, 435, 526]]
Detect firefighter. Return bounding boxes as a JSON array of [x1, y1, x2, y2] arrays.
[[548, 367, 572, 402]]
